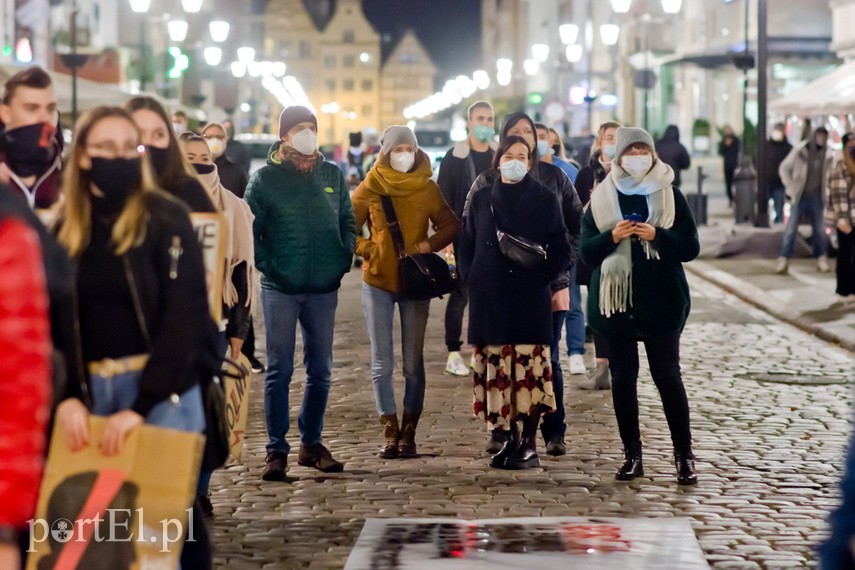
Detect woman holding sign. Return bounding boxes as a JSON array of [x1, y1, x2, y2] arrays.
[[52, 106, 215, 567]]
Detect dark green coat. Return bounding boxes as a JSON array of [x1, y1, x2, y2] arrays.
[[580, 187, 699, 339], [246, 150, 356, 295]]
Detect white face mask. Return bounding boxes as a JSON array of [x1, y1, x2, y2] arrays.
[[603, 144, 617, 159], [206, 137, 226, 158], [621, 154, 653, 177], [172, 122, 187, 135], [499, 159, 528, 182], [771, 130, 784, 142], [290, 128, 318, 155], [536, 140, 550, 156], [390, 151, 415, 173]]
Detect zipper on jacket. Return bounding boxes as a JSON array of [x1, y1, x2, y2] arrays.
[[122, 255, 153, 349], [168, 236, 183, 279]]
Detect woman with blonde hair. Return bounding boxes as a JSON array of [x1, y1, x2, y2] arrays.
[[52, 106, 215, 566]]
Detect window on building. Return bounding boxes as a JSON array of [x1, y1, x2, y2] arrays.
[[362, 79, 373, 91], [343, 29, 355, 43], [362, 104, 372, 117], [343, 79, 355, 91], [299, 40, 311, 59], [326, 79, 336, 92], [324, 55, 336, 68], [399, 52, 417, 63], [343, 54, 355, 68]]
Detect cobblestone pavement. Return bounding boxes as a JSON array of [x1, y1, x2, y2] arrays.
[[210, 269, 854, 569]]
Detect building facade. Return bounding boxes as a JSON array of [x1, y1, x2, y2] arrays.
[[379, 29, 437, 131]]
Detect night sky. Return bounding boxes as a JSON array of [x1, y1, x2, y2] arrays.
[[361, 0, 481, 81]]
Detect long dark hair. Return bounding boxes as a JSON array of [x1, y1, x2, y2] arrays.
[[499, 111, 539, 163], [492, 135, 532, 170], [125, 96, 196, 190]]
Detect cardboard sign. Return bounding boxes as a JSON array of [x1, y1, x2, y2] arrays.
[[27, 417, 205, 570], [225, 354, 253, 462], [190, 213, 227, 322], [345, 517, 709, 569]]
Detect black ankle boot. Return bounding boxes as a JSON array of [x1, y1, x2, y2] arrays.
[[489, 424, 519, 469], [506, 412, 542, 470], [675, 450, 697, 485], [615, 441, 643, 481]]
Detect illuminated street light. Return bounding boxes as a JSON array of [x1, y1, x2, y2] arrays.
[[203, 46, 222, 66], [523, 59, 539, 76], [610, 0, 632, 13], [661, 0, 682, 13], [497, 71, 512, 86], [182, 0, 202, 13], [559, 24, 579, 45], [565, 44, 583, 63], [360, 52, 370, 63], [129, 0, 151, 13], [209, 20, 230, 43], [600, 24, 620, 45], [167, 20, 188, 42], [231, 61, 246, 78], [496, 58, 513, 74], [473, 69, 490, 90], [272, 61, 287, 77], [531, 43, 549, 62]]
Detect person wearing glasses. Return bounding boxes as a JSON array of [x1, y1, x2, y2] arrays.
[[52, 106, 215, 568]]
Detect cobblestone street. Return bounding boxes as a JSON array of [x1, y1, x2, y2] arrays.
[[210, 269, 854, 569]]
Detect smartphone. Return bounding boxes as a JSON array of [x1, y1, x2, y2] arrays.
[[623, 213, 644, 223]]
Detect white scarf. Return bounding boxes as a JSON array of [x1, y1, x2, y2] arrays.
[[590, 159, 675, 318], [197, 166, 256, 308]]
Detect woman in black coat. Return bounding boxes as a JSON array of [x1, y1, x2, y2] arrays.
[[581, 127, 699, 486], [459, 136, 572, 470]]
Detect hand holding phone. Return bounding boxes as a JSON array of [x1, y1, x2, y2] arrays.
[[623, 213, 644, 223]]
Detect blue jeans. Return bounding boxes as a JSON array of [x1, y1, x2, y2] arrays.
[[770, 184, 786, 224], [262, 287, 338, 455], [90, 369, 205, 433], [564, 267, 585, 356], [542, 310, 567, 441], [362, 283, 430, 417], [781, 193, 827, 258]]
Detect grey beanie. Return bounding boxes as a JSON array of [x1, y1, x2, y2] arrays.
[[614, 127, 656, 161], [279, 105, 317, 138], [380, 125, 418, 155]]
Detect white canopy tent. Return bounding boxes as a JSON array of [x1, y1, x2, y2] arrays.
[[770, 60, 855, 116]]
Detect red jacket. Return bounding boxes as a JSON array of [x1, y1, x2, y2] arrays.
[[0, 218, 51, 528]]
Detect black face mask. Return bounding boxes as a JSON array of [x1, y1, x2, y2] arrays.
[[0, 122, 59, 178], [551, 144, 561, 157], [145, 145, 170, 177], [88, 157, 142, 210], [848, 147, 855, 160], [192, 162, 215, 175]]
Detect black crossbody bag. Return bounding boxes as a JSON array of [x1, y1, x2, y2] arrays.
[[490, 203, 548, 269], [379, 195, 456, 300]]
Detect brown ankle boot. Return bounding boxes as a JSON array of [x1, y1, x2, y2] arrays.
[[379, 414, 399, 459], [398, 410, 420, 458]]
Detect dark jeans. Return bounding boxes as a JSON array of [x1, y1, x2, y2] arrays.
[[770, 184, 786, 224], [838, 228, 855, 297], [593, 332, 609, 360], [541, 310, 567, 441], [603, 332, 691, 452], [724, 166, 736, 203], [242, 316, 257, 360], [444, 276, 468, 352]]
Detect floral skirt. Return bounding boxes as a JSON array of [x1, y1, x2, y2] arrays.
[[472, 344, 555, 431]]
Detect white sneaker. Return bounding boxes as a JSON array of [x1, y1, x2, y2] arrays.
[[445, 351, 470, 376], [775, 257, 789, 275], [817, 255, 830, 273], [567, 354, 586, 375]]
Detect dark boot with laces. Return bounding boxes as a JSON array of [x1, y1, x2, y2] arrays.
[[615, 441, 644, 481], [675, 448, 697, 485]]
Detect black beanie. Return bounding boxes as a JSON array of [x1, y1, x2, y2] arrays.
[[278, 106, 318, 139]]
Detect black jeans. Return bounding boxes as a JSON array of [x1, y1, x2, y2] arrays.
[[837, 228, 855, 297], [541, 310, 567, 441], [444, 277, 468, 352], [603, 332, 691, 452]]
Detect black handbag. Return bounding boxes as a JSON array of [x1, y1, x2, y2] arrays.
[[490, 204, 548, 269], [379, 195, 456, 300]]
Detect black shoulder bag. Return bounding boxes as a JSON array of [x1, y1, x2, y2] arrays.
[[379, 195, 456, 300], [490, 203, 548, 269]]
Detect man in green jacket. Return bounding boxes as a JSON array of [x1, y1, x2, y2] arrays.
[[245, 105, 356, 481]]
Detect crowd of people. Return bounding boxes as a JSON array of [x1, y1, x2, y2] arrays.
[[1, 62, 854, 569]]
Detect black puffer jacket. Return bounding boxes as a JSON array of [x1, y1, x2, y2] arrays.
[[655, 125, 691, 187], [469, 160, 582, 291]]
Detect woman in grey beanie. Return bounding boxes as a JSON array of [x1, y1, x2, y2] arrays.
[[580, 126, 700, 485]]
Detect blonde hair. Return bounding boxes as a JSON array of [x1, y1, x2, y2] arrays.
[[57, 106, 158, 258], [548, 127, 567, 160]]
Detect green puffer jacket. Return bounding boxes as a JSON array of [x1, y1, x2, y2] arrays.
[[246, 146, 356, 294]]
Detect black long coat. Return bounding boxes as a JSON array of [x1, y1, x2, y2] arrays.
[[459, 175, 572, 346]]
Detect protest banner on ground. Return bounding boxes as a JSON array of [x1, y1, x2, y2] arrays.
[[190, 213, 227, 322], [225, 354, 253, 462]]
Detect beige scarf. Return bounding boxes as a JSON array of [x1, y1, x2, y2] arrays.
[[197, 165, 255, 308]]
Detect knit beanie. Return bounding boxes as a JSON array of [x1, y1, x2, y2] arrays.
[[278, 106, 317, 138], [614, 127, 656, 161], [380, 125, 418, 155]]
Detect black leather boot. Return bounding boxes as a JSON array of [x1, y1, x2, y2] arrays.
[[489, 422, 519, 469], [675, 449, 697, 485], [398, 410, 420, 458], [505, 410, 543, 470], [615, 441, 644, 481], [485, 430, 509, 454]]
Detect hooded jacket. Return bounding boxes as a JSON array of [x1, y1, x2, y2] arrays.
[[245, 143, 356, 295], [352, 150, 460, 293], [779, 136, 834, 204], [654, 125, 691, 187]]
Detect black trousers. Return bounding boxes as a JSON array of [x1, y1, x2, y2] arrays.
[[444, 277, 468, 352], [603, 332, 692, 453], [241, 316, 256, 360], [724, 167, 736, 203], [541, 310, 567, 441], [837, 228, 855, 297]]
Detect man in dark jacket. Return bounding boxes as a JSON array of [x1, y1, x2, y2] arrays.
[[764, 123, 793, 223], [437, 100, 496, 377], [655, 125, 691, 187], [223, 119, 251, 175], [718, 125, 741, 205], [202, 122, 249, 198]]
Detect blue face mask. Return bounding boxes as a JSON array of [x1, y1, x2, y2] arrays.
[[536, 140, 550, 156], [472, 125, 495, 143], [499, 159, 528, 182], [603, 144, 617, 159]]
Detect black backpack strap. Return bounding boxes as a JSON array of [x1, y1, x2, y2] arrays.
[[379, 195, 407, 260]]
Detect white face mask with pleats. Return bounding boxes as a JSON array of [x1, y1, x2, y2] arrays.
[[499, 159, 528, 182], [291, 129, 318, 155], [621, 154, 653, 177], [390, 151, 415, 173]]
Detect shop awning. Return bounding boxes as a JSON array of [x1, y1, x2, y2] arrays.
[[769, 59, 855, 115]]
